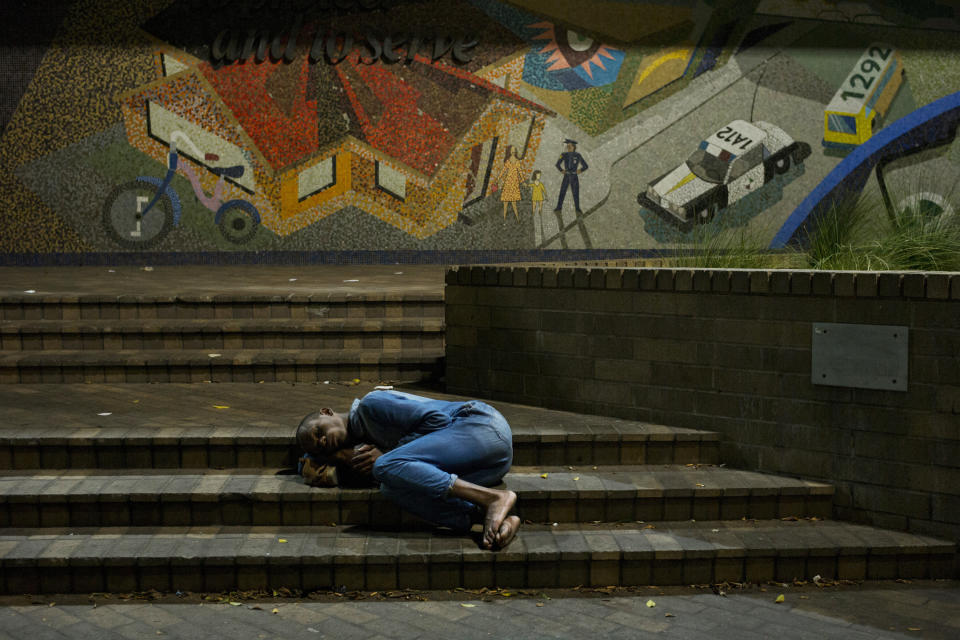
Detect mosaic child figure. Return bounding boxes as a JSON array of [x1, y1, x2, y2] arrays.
[[527, 169, 547, 216], [296, 390, 520, 550], [554, 139, 589, 214]]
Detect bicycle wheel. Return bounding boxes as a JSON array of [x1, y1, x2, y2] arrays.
[[102, 181, 174, 249], [216, 199, 260, 245]]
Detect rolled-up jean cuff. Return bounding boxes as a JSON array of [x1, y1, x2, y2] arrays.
[[445, 473, 458, 496]]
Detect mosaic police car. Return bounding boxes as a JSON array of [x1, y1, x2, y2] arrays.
[[638, 119, 811, 232]]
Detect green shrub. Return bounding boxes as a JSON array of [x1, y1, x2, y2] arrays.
[[665, 184, 960, 272]]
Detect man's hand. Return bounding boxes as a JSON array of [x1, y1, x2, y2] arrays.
[[351, 444, 383, 475], [299, 455, 338, 487], [330, 448, 356, 466]]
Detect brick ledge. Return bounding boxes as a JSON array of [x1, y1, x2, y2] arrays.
[[445, 267, 960, 300]]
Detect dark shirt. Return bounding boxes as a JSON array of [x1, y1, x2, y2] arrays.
[[556, 151, 588, 174]]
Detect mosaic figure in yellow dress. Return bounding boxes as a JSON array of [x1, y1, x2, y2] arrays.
[[497, 148, 524, 220], [527, 169, 547, 215]]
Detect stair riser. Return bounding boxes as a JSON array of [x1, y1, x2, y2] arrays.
[[1, 441, 718, 470], [1, 333, 444, 352], [0, 301, 444, 322], [1, 495, 834, 529], [3, 552, 951, 595], [0, 362, 443, 384]]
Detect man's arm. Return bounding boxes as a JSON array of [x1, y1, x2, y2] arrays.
[[556, 154, 564, 172], [577, 153, 588, 172]]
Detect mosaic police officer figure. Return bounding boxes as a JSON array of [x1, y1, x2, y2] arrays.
[[554, 139, 589, 214]]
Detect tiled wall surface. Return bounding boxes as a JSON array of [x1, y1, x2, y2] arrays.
[[444, 266, 960, 543]]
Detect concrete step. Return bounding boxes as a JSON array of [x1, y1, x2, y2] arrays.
[[0, 318, 445, 351], [0, 292, 444, 322], [0, 424, 718, 470], [0, 384, 721, 468], [1, 520, 952, 594], [0, 466, 833, 528], [0, 349, 445, 384]]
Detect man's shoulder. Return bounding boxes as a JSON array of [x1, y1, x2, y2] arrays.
[[358, 389, 432, 405]]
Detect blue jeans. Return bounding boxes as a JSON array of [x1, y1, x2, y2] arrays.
[[371, 400, 513, 532]]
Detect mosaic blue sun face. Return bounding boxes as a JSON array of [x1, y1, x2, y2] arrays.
[[523, 22, 626, 91]]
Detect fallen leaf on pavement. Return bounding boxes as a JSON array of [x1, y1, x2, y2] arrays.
[[540, 473, 548, 479], [646, 600, 656, 608], [214, 405, 230, 409], [665, 613, 675, 618], [272, 608, 279, 614], [98, 413, 112, 417], [229, 602, 242, 606], [536, 603, 544, 607], [775, 595, 785, 604], [278, 539, 287, 543], [460, 603, 476, 608], [208, 354, 222, 358]]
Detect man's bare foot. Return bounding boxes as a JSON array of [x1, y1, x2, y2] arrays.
[[495, 515, 521, 549], [447, 480, 520, 550], [482, 490, 517, 550]]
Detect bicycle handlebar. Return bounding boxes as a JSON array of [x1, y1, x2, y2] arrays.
[[168, 141, 178, 170]]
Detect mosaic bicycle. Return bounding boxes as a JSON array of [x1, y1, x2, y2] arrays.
[[102, 134, 261, 249]]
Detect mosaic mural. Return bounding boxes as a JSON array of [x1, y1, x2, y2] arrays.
[[2, 0, 960, 262]]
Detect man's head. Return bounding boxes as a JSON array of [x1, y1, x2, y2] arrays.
[[564, 138, 578, 153], [296, 408, 347, 455]]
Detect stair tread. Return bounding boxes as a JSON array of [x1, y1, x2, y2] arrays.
[[0, 521, 952, 564], [0, 383, 722, 442], [0, 349, 446, 366], [0, 466, 834, 500], [1, 317, 445, 334]]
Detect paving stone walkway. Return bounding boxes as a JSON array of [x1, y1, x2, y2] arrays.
[[0, 582, 957, 639]]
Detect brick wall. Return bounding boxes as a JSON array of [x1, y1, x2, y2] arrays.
[[444, 266, 960, 544]]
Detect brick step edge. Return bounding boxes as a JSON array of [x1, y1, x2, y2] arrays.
[[0, 349, 445, 367], [1, 317, 445, 336], [0, 467, 834, 528], [1, 521, 953, 594], [1, 292, 445, 306], [2, 296, 445, 322], [0, 351, 445, 384], [0, 435, 720, 470]]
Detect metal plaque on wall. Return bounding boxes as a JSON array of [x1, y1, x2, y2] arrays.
[[811, 323, 908, 392]]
